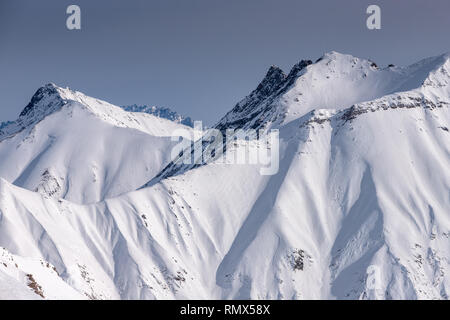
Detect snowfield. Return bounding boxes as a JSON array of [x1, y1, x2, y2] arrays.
[[0, 85, 198, 204], [0, 51, 449, 299]]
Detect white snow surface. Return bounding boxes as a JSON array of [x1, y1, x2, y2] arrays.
[[0, 51, 449, 299], [0, 84, 198, 204]]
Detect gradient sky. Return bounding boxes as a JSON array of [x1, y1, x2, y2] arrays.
[[1, 0, 449, 124]]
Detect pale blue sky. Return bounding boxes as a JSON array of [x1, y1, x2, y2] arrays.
[[1, 0, 449, 124]]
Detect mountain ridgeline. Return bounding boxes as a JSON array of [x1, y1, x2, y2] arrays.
[[0, 51, 449, 299]]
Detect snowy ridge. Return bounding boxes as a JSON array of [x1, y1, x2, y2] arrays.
[[0, 83, 192, 140], [149, 52, 450, 185], [215, 60, 312, 131], [0, 51, 449, 299], [217, 52, 450, 132], [0, 84, 198, 204]]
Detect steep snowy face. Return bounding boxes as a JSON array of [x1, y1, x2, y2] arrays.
[[215, 60, 311, 131], [0, 84, 197, 204], [1, 84, 66, 138]]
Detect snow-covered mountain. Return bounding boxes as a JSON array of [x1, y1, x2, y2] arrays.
[[0, 51, 449, 299], [120, 105, 194, 127], [0, 84, 197, 204]]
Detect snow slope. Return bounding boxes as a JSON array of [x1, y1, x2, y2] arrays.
[[0, 247, 83, 299], [0, 84, 197, 204], [216, 51, 450, 131], [0, 52, 449, 299]]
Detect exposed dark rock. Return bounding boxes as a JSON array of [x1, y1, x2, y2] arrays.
[[19, 83, 60, 117]]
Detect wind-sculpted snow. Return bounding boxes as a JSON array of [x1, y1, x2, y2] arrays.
[[0, 52, 449, 299]]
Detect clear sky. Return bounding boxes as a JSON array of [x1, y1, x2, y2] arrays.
[[1, 0, 449, 124]]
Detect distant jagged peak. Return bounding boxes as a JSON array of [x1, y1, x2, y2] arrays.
[[121, 104, 194, 127]]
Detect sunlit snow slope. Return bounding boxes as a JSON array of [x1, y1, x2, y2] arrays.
[[0, 84, 196, 204], [0, 52, 449, 299]]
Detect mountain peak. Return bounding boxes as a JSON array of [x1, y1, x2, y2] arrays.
[[320, 51, 360, 61], [0, 83, 196, 144], [0, 83, 75, 140], [255, 65, 287, 98], [19, 83, 64, 118], [322, 50, 347, 58], [315, 51, 379, 68], [215, 59, 312, 131]]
